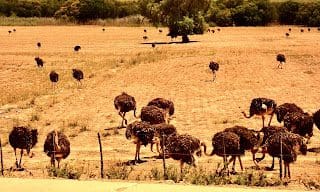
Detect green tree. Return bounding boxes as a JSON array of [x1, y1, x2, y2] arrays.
[[139, 0, 210, 43], [278, 0, 300, 25]]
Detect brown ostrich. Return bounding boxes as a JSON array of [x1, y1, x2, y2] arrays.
[[224, 126, 263, 168], [125, 121, 156, 164], [37, 42, 41, 49], [202, 131, 242, 173], [114, 92, 137, 127], [44, 130, 70, 168], [151, 43, 156, 48], [283, 111, 314, 141], [147, 98, 175, 117], [9, 126, 38, 168], [34, 57, 44, 68], [275, 103, 304, 123], [276, 54, 286, 69], [285, 33, 290, 37], [262, 131, 307, 178], [72, 69, 84, 85], [143, 36, 148, 40], [151, 123, 177, 154], [288, 28, 291, 32], [140, 105, 167, 124], [313, 109, 320, 130], [300, 29, 304, 33], [165, 134, 202, 174], [209, 61, 219, 82], [242, 98, 277, 128], [256, 126, 288, 170]]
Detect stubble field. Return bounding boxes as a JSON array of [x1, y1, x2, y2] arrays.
[[0, 26, 319, 189]]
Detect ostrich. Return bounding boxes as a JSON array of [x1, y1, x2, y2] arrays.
[[288, 28, 291, 32], [262, 131, 307, 178], [285, 33, 290, 37], [147, 98, 175, 117], [275, 103, 304, 123], [308, 28, 311, 32], [209, 61, 219, 82], [242, 98, 277, 128], [143, 36, 148, 40], [144, 29, 147, 33], [140, 105, 167, 124], [9, 126, 38, 168], [34, 57, 44, 68], [125, 121, 155, 164], [152, 43, 156, 48], [283, 111, 314, 141], [114, 92, 137, 127], [102, 28, 105, 32], [212, 29, 215, 33], [151, 123, 177, 155], [301, 29, 304, 33], [72, 69, 84, 85], [165, 134, 202, 174], [202, 131, 242, 173], [217, 28, 221, 32], [276, 54, 286, 69], [159, 29, 163, 33], [37, 42, 41, 49], [49, 71, 59, 88], [207, 29, 211, 32], [74, 45, 81, 52], [313, 109, 320, 130], [44, 130, 70, 168], [256, 126, 288, 170], [8, 30, 12, 35], [224, 126, 263, 168], [13, 28, 16, 32]]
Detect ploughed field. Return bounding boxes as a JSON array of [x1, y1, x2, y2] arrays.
[[0, 26, 319, 189]]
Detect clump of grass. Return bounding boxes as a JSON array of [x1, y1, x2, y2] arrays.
[[102, 132, 111, 137], [105, 161, 133, 180], [68, 133, 78, 138], [47, 164, 82, 179], [302, 179, 320, 190], [30, 114, 40, 121], [68, 121, 78, 128], [79, 125, 89, 132]]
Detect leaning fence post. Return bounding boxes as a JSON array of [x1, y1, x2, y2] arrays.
[[162, 134, 167, 180], [0, 137, 3, 176], [279, 134, 283, 179], [97, 132, 104, 179]]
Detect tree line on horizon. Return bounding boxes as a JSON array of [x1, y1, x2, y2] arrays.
[[0, 0, 320, 42]]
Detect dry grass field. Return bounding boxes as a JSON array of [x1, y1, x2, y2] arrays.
[[0, 26, 319, 189]]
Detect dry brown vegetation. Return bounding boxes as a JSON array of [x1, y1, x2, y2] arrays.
[[0, 26, 320, 189]]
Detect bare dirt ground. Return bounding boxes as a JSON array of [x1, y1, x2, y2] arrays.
[[0, 26, 319, 190]]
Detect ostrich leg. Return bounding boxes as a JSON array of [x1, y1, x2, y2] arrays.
[[18, 149, 23, 168], [13, 148, 19, 168]]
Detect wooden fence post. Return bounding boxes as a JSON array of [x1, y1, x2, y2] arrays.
[[162, 134, 167, 180], [0, 137, 3, 176], [97, 132, 104, 179]]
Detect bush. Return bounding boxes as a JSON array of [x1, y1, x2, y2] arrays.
[[47, 164, 82, 179]]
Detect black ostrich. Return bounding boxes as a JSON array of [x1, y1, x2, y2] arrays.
[[308, 28, 311, 32], [217, 28, 221, 32], [288, 28, 291, 32], [49, 71, 59, 89], [8, 30, 12, 35], [159, 29, 163, 33], [114, 92, 137, 127], [72, 69, 84, 85], [13, 29, 16, 32], [143, 36, 148, 40], [9, 126, 38, 169], [207, 29, 211, 32], [300, 29, 304, 33], [212, 29, 215, 33], [242, 98, 277, 128], [74, 45, 81, 52], [44, 130, 70, 168], [147, 98, 175, 117], [102, 28, 105, 32], [144, 29, 147, 33], [276, 54, 286, 69], [209, 61, 219, 82], [37, 42, 41, 49], [34, 57, 44, 68], [285, 33, 290, 37], [152, 43, 156, 48]]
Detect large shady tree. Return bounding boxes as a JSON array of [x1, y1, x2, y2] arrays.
[[139, 0, 210, 43]]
